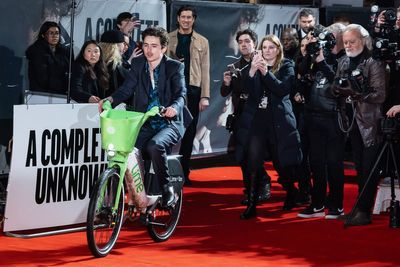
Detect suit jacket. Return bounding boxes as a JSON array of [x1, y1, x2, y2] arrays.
[[111, 55, 187, 137]]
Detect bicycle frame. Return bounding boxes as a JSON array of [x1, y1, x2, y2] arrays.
[[101, 151, 128, 215], [99, 101, 159, 215]]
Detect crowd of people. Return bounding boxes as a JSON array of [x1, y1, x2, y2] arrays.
[[25, 5, 400, 226]]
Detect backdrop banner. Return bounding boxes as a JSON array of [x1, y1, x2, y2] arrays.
[[60, 0, 167, 57], [170, 1, 318, 155], [4, 104, 106, 231]]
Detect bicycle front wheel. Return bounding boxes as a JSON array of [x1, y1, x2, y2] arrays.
[[86, 167, 124, 257], [147, 189, 183, 242]]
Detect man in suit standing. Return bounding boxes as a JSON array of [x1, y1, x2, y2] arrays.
[[297, 9, 316, 40], [168, 5, 210, 185], [100, 26, 186, 207]]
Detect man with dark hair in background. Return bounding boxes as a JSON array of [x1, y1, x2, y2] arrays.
[[297, 9, 316, 40], [116, 12, 142, 65], [168, 5, 210, 186], [281, 28, 300, 61], [281, 27, 312, 206], [221, 29, 271, 205]]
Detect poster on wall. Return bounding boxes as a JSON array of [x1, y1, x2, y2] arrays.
[[169, 1, 318, 155], [4, 104, 107, 231], [60, 0, 167, 57]]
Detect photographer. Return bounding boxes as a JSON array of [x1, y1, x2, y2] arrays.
[[334, 24, 386, 226], [371, 6, 400, 110], [235, 34, 302, 219], [297, 23, 348, 220], [221, 29, 271, 205]]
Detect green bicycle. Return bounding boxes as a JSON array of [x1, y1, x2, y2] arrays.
[[86, 101, 184, 257]]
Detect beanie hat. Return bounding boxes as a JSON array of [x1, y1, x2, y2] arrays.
[[100, 30, 125, 43]]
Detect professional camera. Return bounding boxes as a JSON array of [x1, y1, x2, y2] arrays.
[[381, 113, 400, 136], [382, 8, 397, 29], [333, 69, 369, 97], [227, 64, 240, 78], [371, 5, 400, 62], [306, 26, 336, 57], [373, 37, 399, 61]]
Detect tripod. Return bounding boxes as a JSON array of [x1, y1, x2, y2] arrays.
[[345, 132, 400, 228]]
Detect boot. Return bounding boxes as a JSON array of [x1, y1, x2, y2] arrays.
[[282, 184, 298, 211], [345, 210, 372, 226], [240, 174, 258, 219], [240, 172, 250, 205], [258, 176, 271, 202]]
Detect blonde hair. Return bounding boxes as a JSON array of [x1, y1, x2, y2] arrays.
[[258, 34, 283, 74], [99, 42, 122, 70]]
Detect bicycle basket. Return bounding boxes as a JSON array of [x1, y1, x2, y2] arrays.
[[100, 107, 158, 152]]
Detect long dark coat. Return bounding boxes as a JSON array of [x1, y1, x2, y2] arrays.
[[235, 58, 302, 167]]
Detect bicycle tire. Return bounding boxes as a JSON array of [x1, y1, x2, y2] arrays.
[[86, 167, 124, 257], [147, 189, 182, 242]]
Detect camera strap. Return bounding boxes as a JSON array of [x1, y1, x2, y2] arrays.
[[337, 101, 357, 133]]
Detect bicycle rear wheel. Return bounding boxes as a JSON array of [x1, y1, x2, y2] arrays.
[[147, 189, 182, 242], [86, 167, 124, 257]]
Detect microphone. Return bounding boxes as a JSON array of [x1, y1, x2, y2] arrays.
[[370, 5, 379, 26]]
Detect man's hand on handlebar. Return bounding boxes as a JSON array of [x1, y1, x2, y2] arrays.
[[160, 106, 177, 119], [98, 97, 113, 113]]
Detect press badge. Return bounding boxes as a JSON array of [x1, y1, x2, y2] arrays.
[[258, 96, 268, 109]]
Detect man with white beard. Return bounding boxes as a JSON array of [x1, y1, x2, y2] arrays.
[[333, 24, 386, 226]]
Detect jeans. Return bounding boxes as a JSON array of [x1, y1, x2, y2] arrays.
[[135, 123, 180, 186]]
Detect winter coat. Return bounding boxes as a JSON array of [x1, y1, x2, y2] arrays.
[[25, 39, 70, 94], [235, 58, 302, 167]]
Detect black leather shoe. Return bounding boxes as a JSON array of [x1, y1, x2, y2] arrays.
[[345, 211, 372, 226], [240, 204, 256, 219], [162, 184, 176, 207], [282, 188, 298, 211]]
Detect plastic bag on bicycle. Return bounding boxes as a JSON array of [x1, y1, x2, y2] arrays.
[[125, 148, 149, 212]]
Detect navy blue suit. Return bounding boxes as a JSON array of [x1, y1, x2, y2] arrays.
[[111, 55, 186, 186]]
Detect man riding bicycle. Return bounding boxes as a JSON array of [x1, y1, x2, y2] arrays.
[[99, 26, 187, 207]]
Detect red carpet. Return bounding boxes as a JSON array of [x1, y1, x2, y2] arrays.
[[1, 163, 400, 266]]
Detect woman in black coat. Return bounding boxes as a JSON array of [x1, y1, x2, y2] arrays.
[[71, 40, 109, 103], [235, 34, 302, 219], [25, 21, 70, 94]]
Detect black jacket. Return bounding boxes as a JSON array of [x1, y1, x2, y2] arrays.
[[235, 58, 302, 167], [70, 62, 108, 103], [220, 56, 250, 116], [25, 39, 70, 94], [111, 55, 187, 137]]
